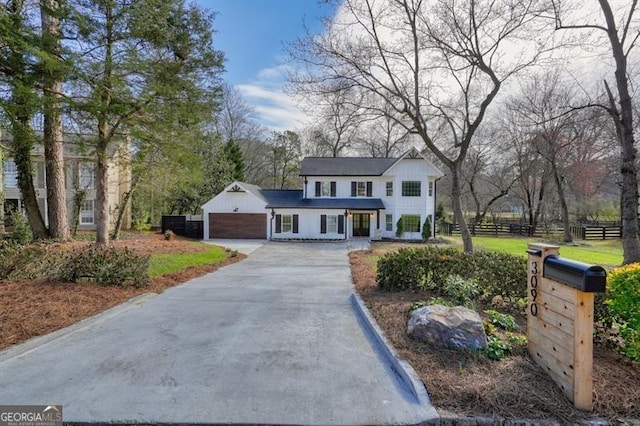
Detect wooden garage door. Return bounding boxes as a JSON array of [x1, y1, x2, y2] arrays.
[[209, 213, 267, 239]]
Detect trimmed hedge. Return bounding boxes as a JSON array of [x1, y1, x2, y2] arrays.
[[376, 246, 526, 300]]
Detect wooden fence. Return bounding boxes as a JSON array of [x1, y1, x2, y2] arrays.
[[161, 215, 204, 239], [570, 225, 622, 240], [439, 222, 622, 240]]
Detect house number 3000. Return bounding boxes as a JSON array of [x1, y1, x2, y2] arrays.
[[530, 261, 538, 316]]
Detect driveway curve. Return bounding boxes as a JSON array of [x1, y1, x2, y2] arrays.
[[0, 242, 435, 425]]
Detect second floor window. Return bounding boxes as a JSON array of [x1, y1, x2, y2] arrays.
[[351, 181, 372, 197], [386, 181, 393, 196], [4, 159, 17, 188], [315, 181, 336, 197], [80, 163, 95, 189], [402, 181, 421, 197]]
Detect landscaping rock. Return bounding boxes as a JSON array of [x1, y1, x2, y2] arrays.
[[407, 305, 487, 350]]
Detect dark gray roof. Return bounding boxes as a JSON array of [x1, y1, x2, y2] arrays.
[[261, 189, 385, 210], [300, 157, 397, 176], [260, 190, 304, 207]]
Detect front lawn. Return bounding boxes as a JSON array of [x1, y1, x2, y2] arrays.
[[149, 244, 228, 277], [444, 235, 623, 266]]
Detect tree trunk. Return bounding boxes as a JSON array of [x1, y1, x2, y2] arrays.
[[41, 0, 69, 241], [13, 121, 48, 239], [599, 0, 640, 264], [94, 2, 113, 248], [0, 148, 4, 234], [95, 128, 110, 247], [451, 166, 473, 253], [111, 175, 138, 240], [551, 164, 572, 242]]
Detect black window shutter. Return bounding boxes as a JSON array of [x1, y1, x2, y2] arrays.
[[366, 181, 373, 197], [351, 181, 357, 197], [320, 215, 327, 234], [293, 214, 299, 234], [338, 215, 344, 234], [275, 214, 282, 233], [315, 181, 321, 197], [330, 181, 336, 197]]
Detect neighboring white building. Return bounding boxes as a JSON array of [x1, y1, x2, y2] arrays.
[[202, 148, 444, 240]]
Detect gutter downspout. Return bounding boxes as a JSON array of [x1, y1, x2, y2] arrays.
[[270, 208, 275, 240]]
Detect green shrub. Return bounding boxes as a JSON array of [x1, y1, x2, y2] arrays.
[[484, 334, 511, 360], [442, 274, 480, 307], [606, 263, 640, 361], [395, 218, 404, 238], [58, 246, 150, 288], [484, 310, 519, 331], [428, 296, 453, 307], [0, 242, 58, 280], [6, 209, 32, 244], [376, 246, 526, 300], [422, 216, 432, 241]]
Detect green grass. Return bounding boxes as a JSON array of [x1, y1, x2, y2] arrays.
[[148, 244, 228, 278], [444, 236, 623, 266]]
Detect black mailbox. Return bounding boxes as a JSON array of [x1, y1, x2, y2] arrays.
[[543, 256, 606, 293]]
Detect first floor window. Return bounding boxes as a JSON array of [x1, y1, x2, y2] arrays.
[[401, 215, 421, 233], [320, 214, 345, 234], [275, 214, 299, 234], [4, 159, 17, 188], [402, 181, 421, 197], [385, 214, 393, 232], [80, 200, 94, 225]]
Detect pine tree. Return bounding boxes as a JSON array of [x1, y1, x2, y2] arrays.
[[0, 0, 48, 239], [223, 139, 245, 182]]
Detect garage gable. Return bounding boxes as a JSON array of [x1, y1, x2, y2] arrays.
[[202, 181, 268, 214]]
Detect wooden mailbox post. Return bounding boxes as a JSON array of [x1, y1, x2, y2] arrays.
[[526, 243, 606, 411]]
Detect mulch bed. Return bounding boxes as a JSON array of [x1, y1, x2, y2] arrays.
[[0, 233, 245, 351], [349, 250, 640, 422]]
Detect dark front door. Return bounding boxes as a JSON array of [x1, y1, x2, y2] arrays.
[[352, 213, 370, 237]]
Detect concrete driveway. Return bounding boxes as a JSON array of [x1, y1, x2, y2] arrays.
[[0, 242, 436, 425]]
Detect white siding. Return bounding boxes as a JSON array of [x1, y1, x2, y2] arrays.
[[202, 182, 268, 239], [270, 209, 347, 240]]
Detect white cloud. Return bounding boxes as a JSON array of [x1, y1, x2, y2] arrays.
[[236, 65, 311, 132]]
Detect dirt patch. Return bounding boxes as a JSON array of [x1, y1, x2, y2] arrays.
[[350, 249, 640, 422], [0, 233, 245, 351]]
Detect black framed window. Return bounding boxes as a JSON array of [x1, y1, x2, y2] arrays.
[[401, 215, 421, 232], [402, 181, 421, 197]]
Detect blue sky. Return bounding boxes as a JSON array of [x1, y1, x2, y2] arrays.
[[195, 0, 338, 131]]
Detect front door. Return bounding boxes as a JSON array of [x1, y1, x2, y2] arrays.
[[352, 213, 370, 237]]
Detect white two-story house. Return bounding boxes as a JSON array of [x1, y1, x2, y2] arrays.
[[202, 148, 443, 240]]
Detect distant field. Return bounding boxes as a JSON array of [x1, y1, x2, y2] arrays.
[[444, 236, 623, 266]]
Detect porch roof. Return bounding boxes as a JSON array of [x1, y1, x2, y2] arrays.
[[261, 190, 385, 210]]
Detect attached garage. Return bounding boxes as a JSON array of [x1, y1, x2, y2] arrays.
[[202, 182, 270, 240], [208, 213, 267, 239]]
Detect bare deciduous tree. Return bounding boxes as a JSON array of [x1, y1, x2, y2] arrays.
[[552, 0, 640, 263], [289, 0, 554, 252]]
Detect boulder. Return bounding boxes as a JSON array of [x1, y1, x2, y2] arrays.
[[407, 305, 487, 350]]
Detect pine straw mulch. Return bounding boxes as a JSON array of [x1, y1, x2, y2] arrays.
[[0, 233, 245, 351], [349, 250, 640, 423]]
